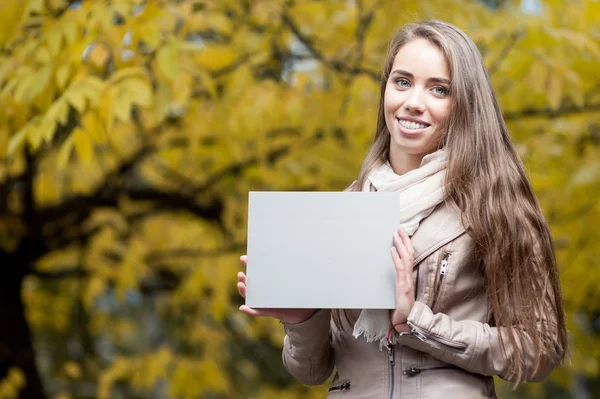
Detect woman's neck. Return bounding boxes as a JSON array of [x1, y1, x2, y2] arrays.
[[388, 151, 424, 176]]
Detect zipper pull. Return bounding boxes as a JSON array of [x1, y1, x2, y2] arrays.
[[340, 382, 351, 391], [440, 254, 449, 276], [411, 327, 427, 342], [387, 344, 395, 366], [402, 367, 421, 377]]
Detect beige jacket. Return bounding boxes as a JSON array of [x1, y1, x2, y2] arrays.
[[281, 200, 560, 398]]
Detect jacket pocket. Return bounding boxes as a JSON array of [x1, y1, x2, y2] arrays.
[[407, 322, 467, 352], [429, 250, 451, 312], [328, 380, 351, 393], [402, 364, 460, 377]]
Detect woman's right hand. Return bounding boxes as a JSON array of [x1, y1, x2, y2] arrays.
[[237, 255, 318, 324]]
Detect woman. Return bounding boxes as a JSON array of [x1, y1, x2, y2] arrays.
[[237, 19, 567, 398]]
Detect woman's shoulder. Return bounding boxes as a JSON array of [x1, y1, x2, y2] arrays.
[[411, 198, 468, 256]]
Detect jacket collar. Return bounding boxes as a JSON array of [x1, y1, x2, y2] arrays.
[[411, 199, 467, 265]]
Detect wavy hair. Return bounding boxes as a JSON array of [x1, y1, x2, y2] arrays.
[[337, 19, 567, 384]]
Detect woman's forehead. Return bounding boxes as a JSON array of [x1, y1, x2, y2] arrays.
[[391, 38, 450, 80]]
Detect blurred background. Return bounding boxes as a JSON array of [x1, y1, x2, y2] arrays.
[[0, 0, 598, 398]]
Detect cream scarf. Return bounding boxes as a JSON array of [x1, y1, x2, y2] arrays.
[[352, 149, 447, 348]]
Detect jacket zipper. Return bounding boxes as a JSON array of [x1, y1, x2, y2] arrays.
[[407, 323, 467, 351], [328, 381, 351, 392], [387, 343, 395, 399], [429, 252, 450, 311], [412, 230, 465, 266], [402, 365, 459, 377], [412, 228, 465, 307]]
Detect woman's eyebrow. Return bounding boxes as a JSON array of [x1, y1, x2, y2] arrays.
[[429, 77, 451, 85], [391, 69, 451, 85]]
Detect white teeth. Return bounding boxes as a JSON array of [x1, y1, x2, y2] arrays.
[[398, 119, 428, 130]]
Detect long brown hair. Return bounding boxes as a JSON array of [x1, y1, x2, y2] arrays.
[[340, 20, 567, 384]]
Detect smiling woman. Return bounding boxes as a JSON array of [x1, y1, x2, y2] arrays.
[[384, 38, 452, 175], [237, 19, 568, 399]]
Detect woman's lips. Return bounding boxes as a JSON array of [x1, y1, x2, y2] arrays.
[[396, 118, 430, 135]]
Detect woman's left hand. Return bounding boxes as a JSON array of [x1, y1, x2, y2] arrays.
[[390, 227, 415, 331]]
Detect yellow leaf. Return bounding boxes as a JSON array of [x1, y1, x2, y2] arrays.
[[1, 77, 19, 97], [140, 81, 168, 130], [82, 76, 106, 92], [198, 70, 217, 99], [66, 88, 86, 113], [207, 13, 233, 36], [55, 64, 70, 91], [195, 45, 237, 72], [126, 78, 152, 107], [157, 43, 179, 80], [171, 72, 192, 105], [25, 0, 44, 15], [73, 127, 93, 164], [45, 100, 69, 127], [187, 12, 208, 32], [28, 65, 53, 100], [13, 74, 35, 104], [46, 29, 62, 56], [62, 17, 79, 46], [546, 71, 562, 110], [0, 2, 26, 47], [26, 122, 44, 151], [35, 246, 79, 272], [140, 23, 161, 49], [81, 111, 106, 143], [7, 127, 28, 155], [108, 66, 148, 85], [38, 120, 56, 144], [64, 361, 82, 379], [112, 96, 132, 123], [7, 367, 25, 388], [83, 42, 111, 69], [0, 126, 8, 155], [35, 45, 53, 63], [84, 276, 106, 309]]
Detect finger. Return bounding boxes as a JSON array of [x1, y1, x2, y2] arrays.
[[239, 305, 272, 318], [391, 246, 403, 272], [240, 255, 248, 266], [397, 228, 415, 258], [396, 247, 413, 286], [395, 236, 411, 265], [392, 233, 405, 265], [395, 229, 414, 265], [237, 272, 246, 284], [237, 281, 246, 298]]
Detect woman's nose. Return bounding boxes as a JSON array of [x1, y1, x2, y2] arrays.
[[404, 90, 426, 113]]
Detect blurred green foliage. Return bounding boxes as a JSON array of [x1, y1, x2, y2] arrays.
[[0, 0, 598, 398]]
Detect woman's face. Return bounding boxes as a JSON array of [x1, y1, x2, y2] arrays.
[[384, 38, 452, 166]]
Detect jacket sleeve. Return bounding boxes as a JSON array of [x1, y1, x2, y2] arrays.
[[281, 309, 334, 386], [397, 301, 561, 382]]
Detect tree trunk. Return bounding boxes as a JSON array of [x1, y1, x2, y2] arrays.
[[0, 251, 47, 399]]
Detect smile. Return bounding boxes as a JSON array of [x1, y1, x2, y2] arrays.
[[397, 118, 430, 130]]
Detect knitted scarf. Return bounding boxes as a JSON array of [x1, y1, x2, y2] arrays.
[[352, 149, 447, 348]]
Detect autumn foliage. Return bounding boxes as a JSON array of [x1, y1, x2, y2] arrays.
[[0, 0, 599, 398]]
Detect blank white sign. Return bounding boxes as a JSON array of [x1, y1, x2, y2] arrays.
[[245, 192, 400, 309]]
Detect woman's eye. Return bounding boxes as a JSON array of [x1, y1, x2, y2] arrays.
[[432, 86, 449, 96], [395, 78, 410, 88]]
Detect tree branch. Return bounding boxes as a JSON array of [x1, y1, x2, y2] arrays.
[[488, 30, 523, 76], [504, 102, 600, 120], [30, 268, 87, 279], [281, 11, 378, 81], [145, 242, 246, 263], [190, 144, 291, 196]]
